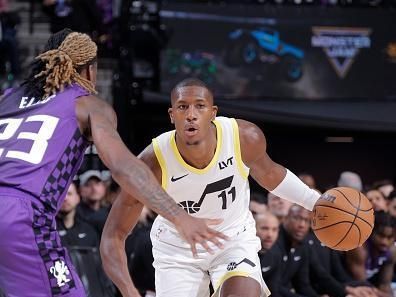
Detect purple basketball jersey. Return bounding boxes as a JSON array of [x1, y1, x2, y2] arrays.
[[0, 84, 90, 212]]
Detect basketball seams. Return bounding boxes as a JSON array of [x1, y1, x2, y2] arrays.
[[333, 188, 372, 212], [333, 188, 358, 210], [312, 220, 356, 231], [313, 204, 373, 229], [354, 221, 362, 247], [332, 190, 361, 249]]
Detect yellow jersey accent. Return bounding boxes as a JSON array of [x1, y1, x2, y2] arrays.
[[231, 119, 249, 179], [213, 271, 249, 295], [152, 117, 252, 237], [169, 120, 223, 175], [152, 138, 168, 190]]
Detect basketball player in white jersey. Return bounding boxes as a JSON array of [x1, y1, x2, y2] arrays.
[[101, 78, 322, 297]]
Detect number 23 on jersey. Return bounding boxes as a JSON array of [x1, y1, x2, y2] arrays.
[[0, 115, 59, 164]]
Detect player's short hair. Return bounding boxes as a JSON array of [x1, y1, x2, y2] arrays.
[[171, 78, 213, 103], [22, 29, 97, 100]]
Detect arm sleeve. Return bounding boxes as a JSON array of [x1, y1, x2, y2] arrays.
[[270, 169, 320, 211]]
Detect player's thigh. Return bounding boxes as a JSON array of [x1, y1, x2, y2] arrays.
[[0, 196, 85, 297], [152, 243, 210, 297], [209, 233, 269, 297]]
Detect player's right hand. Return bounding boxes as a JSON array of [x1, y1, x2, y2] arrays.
[[173, 212, 229, 257]]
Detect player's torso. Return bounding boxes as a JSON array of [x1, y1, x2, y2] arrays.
[[153, 117, 253, 233], [0, 85, 89, 212]]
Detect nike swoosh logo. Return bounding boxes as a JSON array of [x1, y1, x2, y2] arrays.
[[171, 174, 189, 182]]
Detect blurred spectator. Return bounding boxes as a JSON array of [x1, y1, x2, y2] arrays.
[[346, 211, 396, 296], [250, 200, 267, 218], [365, 188, 388, 212], [373, 180, 395, 199], [387, 191, 396, 218], [306, 232, 353, 284], [57, 182, 99, 247], [276, 204, 317, 297], [278, 205, 372, 297], [42, 0, 106, 41], [126, 206, 156, 296], [298, 173, 316, 189], [256, 212, 282, 297], [338, 171, 363, 192], [77, 170, 110, 235], [104, 178, 120, 206], [250, 192, 267, 217], [267, 192, 293, 223], [0, 1, 20, 89], [307, 232, 375, 297], [0, 0, 8, 11]]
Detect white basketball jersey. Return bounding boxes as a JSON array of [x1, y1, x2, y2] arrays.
[[152, 117, 255, 237]]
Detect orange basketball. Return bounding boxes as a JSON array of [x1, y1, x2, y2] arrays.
[[312, 187, 374, 251]]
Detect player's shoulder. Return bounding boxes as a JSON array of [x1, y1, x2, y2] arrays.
[[139, 143, 160, 171], [76, 94, 116, 123], [139, 143, 162, 181], [235, 118, 266, 147], [76, 94, 113, 113]]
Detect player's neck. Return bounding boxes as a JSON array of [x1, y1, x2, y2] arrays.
[[175, 125, 217, 169]]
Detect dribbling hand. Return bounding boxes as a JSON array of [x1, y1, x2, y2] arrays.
[[173, 212, 229, 257]]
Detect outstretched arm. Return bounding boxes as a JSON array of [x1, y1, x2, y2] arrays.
[[76, 95, 184, 221], [237, 119, 320, 210], [100, 144, 160, 296]]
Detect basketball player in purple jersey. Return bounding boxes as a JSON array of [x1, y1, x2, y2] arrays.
[[0, 29, 226, 297]]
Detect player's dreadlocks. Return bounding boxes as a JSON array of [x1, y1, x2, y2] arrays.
[[22, 29, 97, 100]]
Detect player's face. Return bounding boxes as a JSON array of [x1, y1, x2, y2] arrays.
[[256, 216, 279, 251], [366, 190, 388, 212], [60, 183, 80, 213], [169, 86, 218, 146], [372, 227, 395, 252], [284, 207, 311, 243]]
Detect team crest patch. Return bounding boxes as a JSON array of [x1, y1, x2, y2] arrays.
[[50, 260, 71, 287]]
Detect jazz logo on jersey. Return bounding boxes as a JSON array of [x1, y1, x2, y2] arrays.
[[50, 260, 71, 287], [178, 175, 235, 213], [227, 258, 256, 271], [219, 156, 233, 170]]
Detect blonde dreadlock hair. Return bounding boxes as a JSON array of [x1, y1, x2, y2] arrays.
[[34, 32, 98, 98]]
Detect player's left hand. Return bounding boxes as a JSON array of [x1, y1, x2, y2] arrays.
[[173, 212, 229, 257]]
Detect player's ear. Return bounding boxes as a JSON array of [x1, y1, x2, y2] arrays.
[[168, 108, 174, 124], [211, 105, 218, 121], [88, 62, 97, 86]]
